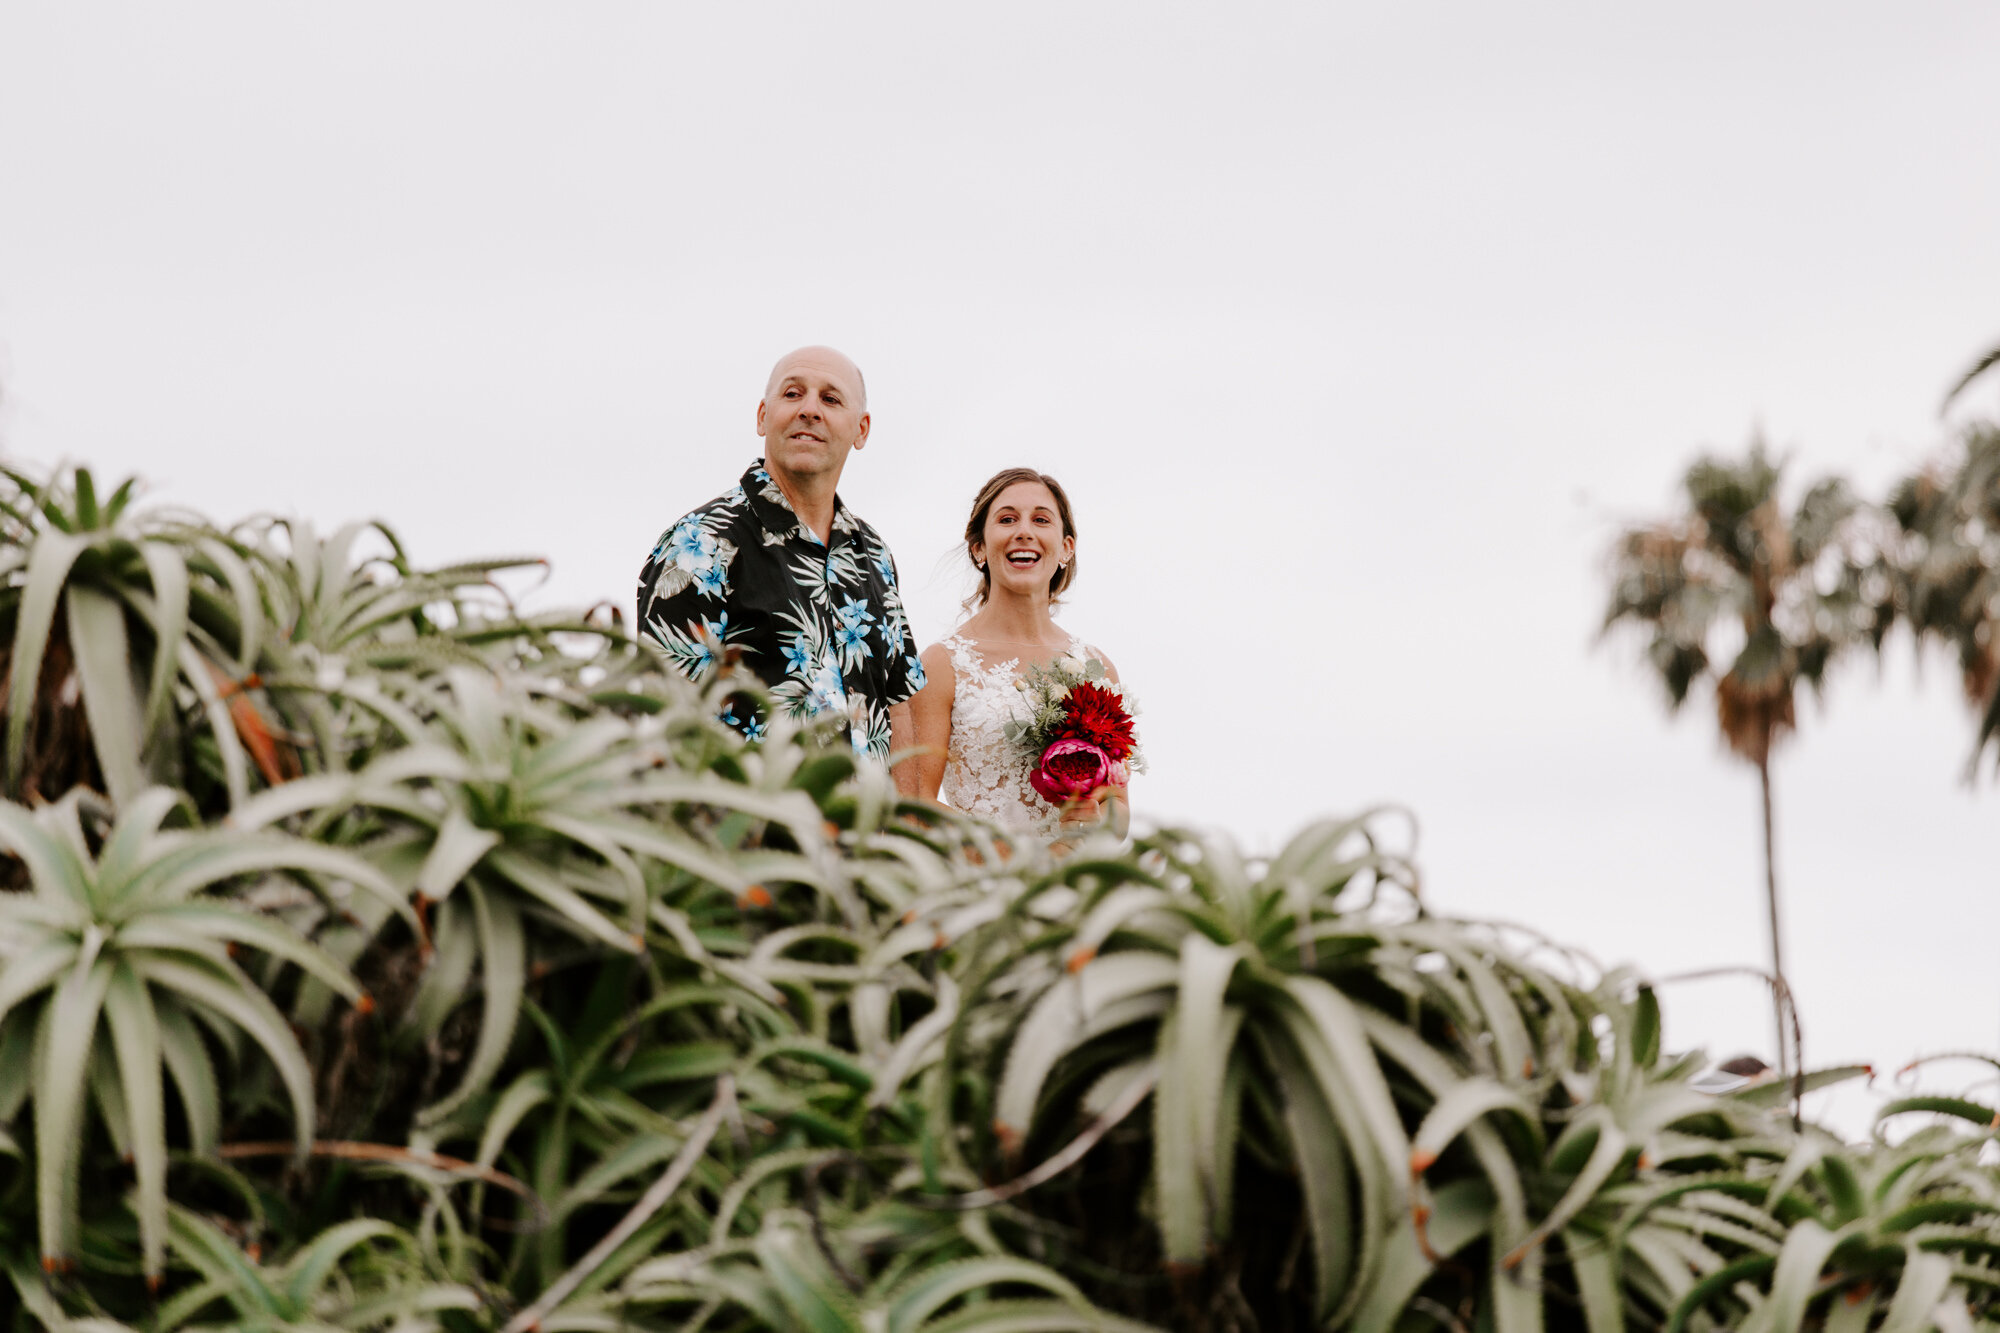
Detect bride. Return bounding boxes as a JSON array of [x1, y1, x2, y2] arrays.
[[909, 468, 1129, 833]]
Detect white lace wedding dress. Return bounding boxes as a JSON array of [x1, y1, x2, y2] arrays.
[[938, 630, 1092, 831]]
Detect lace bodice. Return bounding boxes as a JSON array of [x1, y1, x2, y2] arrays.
[[938, 631, 1090, 831]]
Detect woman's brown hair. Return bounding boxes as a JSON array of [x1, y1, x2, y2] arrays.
[[964, 468, 1077, 608]]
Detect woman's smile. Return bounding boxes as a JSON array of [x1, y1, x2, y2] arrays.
[[971, 479, 1075, 596]]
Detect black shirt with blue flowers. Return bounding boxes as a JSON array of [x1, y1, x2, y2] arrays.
[[635, 458, 927, 760]]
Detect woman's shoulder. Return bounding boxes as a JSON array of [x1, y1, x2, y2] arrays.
[[923, 625, 976, 656], [918, 638, 962, 685], [925, 624, 987, 665]]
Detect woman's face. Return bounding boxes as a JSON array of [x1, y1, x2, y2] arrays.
[[974, 480, 1073, 599]]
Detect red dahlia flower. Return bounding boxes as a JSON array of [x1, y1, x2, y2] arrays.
[[1056, 683, 1135, 761]]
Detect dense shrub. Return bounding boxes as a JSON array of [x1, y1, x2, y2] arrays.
[[3, 463, 1998, 1332]]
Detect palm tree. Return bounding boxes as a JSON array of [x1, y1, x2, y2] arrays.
[[1602, 438, 1887, 1062], [1887, 422, 2000, 771], [1943, 336, 2000, 412]]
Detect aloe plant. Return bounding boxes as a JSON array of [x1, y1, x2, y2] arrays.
[[1640, 1098, 2000, 1332], [0, 466, 269, 808], [229, 664, 833, 1127], [610, 1214, 1162, 1332], [148, 1208, 480, 1331], [11, 454, 2000, 1333], [241, 516, 536, 665], [238, 517, 556, 767], [0, 787, 406, 1280], [949, 823, 1418, 1320]]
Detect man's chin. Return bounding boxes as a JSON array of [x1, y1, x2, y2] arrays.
[[770, 441, 845, 479]]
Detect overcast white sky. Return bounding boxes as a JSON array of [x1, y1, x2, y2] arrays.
[[4, 3, 1998, 1131]]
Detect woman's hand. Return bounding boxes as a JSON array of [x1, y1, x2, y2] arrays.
[[1059, 795, 1103, 826], [1058, 783, 1127, 832]]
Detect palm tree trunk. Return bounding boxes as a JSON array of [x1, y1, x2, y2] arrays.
[[1758, 756, 1786, 1070]]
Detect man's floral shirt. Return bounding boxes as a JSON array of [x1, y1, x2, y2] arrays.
[[636, 458, 926, 760]]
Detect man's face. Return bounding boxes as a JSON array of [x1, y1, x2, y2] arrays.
[[756, 350, 870, 486]]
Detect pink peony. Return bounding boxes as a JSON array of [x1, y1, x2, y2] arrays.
[[1030, 738, 1114, 803]]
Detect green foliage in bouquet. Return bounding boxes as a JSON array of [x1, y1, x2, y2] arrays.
[[999, 653, 1143, 777], [4, 460, 2000, 1333], [1000, 654, 1111, 751]]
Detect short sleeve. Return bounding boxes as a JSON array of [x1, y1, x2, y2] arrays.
[[873, 544, 928, 705], [638, 514, 730, 679]]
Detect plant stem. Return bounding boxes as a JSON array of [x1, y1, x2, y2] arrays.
[[503, 1076, 734, 1332], [914, 1063, 1160, 1211]]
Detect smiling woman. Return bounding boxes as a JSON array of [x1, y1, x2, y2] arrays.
[[908, 467, 1134, 835]]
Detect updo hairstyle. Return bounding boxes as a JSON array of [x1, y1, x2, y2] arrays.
[[964, 467, 1078, 608]]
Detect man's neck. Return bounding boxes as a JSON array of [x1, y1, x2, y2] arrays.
[[768, 464, 840, 544]]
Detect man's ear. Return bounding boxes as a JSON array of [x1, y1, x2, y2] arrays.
[[755, 399, 769, 438], [852, 412, 871, 451]]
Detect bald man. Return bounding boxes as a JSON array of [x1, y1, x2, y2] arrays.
[[636, 347, 925, 783]]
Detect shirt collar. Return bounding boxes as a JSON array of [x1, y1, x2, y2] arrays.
[[743, 457, 855, 548]]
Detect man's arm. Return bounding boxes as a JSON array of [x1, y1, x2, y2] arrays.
[[636, 539, 723, 680], [888, 699, 918, 797], [870, 540, 927, 798]]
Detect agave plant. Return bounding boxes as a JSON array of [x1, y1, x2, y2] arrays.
[[0, 466, 270, 808], [229, 665, 836, 1126], [147, 1209, 480, 1331], [238, 517, 555, 767], [608, 1213, 1162, 1332], [433, 966, 779, 1295], [241, 516, 538, 666], [0, 788, 406, 1280], [914, 817, 1453, 1326], [919, 818, 1891, 1333], [1642, 1096, 2000, 1332], [15, 446, 2000, 1333]]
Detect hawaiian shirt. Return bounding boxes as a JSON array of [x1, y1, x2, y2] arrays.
[[636, 458, 927, 760]]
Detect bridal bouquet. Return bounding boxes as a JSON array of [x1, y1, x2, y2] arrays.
[[1004, 653, 1146, 804]]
